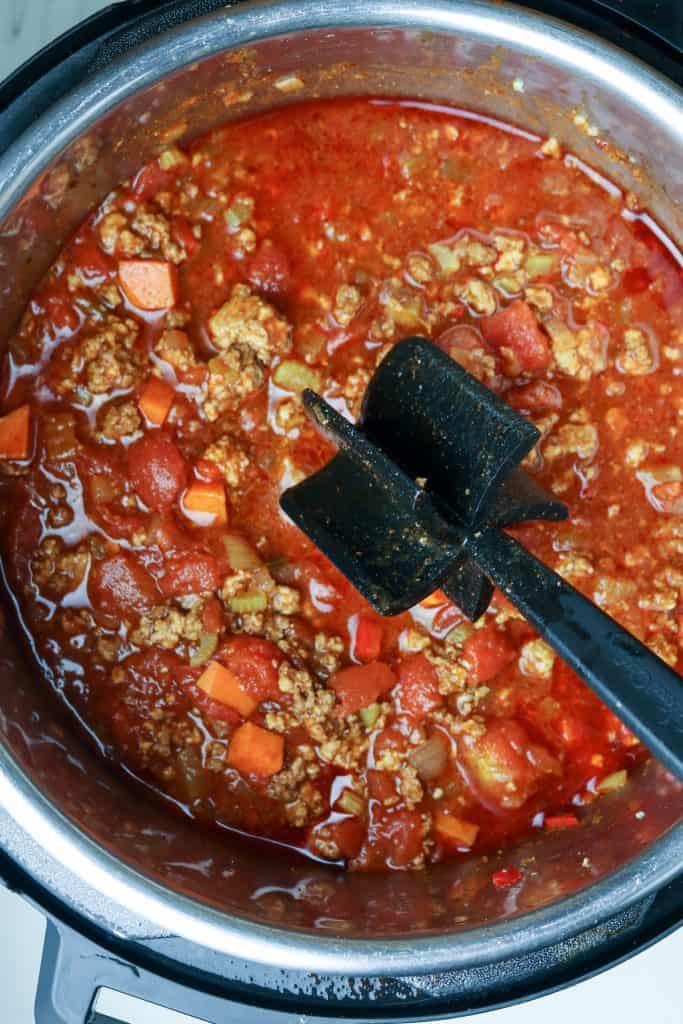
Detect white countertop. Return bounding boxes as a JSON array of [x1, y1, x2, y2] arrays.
[[0, 2, 681, 1021]]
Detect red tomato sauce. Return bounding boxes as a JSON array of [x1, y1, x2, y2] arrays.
[[0, 98, 681, 871]]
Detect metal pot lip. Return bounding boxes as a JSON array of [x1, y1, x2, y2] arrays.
[[3, 737, 683, 975], [0, 0, 681, 976]]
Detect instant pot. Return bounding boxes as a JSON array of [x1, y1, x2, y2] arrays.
[[0, 2, 681, 1021]]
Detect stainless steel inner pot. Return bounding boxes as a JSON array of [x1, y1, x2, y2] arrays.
[[0, 0, 681, 979]]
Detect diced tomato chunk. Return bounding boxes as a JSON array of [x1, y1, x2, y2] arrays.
[[354, 617, 383, 662], [227, 721, 284, 777], [463, 626, 515, 683], [89, 552, 160, 618], [328, 816, 365, 860], [330, 662, 397, 716], [545, 813, 579, 829], [309, 814, 365, 861], [0, 405, 31, 460], [128, 433, 188, 511], [651, 480, 683, 515], [194, 457, 224, 484], [492, 867, 522, 889], [94, 508, 147, 542], [436, 326, 485, 375], [171, 217, 200, 258], [356, 804, 424, 869], [481, 299, 551, 374], [394, 653, 443, 719], [131, 162, 171, 200], [222, 636, 283, 703], [547, 658, 618, 755], [122, 648, 192, 692], [367, 769, 397, 803], [146, 512, 191, 553], [505, 618, 537, 648], [202, 596, 223, 633], [75, 241, 112, 284], [159, 552, 221, 597], [622, 266, 650, 295], [199, 698, 242, 725], [460, 719, 560, 811], [119, 259, 177, 310], [505, 380, 562, 414]]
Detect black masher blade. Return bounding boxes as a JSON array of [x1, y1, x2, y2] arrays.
[[487, 467, 568, 528], [437, 471, 567, 620], [280, 393, 468, 615], [360, 336, 542, 526]]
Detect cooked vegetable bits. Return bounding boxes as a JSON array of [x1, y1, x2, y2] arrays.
[[0, 99, 678, 871]]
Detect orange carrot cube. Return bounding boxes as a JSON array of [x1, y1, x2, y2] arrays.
[[227, 721, 284, 777], [434, 810, 480, 848], [119, 259, 177, 310], [138, 376, 175, 426], [197, 661, 256, 717], [0, 404, 31, 460], [183, 480, 228, 525]]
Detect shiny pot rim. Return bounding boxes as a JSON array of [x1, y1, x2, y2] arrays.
[[0, 0, 681, 977]]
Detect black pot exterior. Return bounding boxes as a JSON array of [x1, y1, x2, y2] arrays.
[[0, 2, 681, 1020]]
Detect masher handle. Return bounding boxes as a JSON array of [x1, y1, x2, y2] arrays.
[[468, 527, 683, 781]]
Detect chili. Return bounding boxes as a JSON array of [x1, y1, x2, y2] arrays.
[[0, 98, 680, 871]]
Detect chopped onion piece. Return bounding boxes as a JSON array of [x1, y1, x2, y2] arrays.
[[494, 273, 523, 295], [409, 736, 448, 780], [189, 631, 218, 667], [273, 360, 321, 394], [230, 591, 267, 613], [223, 533, 262, 570], [597, 769, 628, 793], [360, 703, 380, 729], [428, 242, 461, 274], [524, 250, 560, 278], [336, 788, 366, 817]]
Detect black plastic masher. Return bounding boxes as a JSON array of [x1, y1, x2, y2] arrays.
[[281, 336, 683, 780]]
